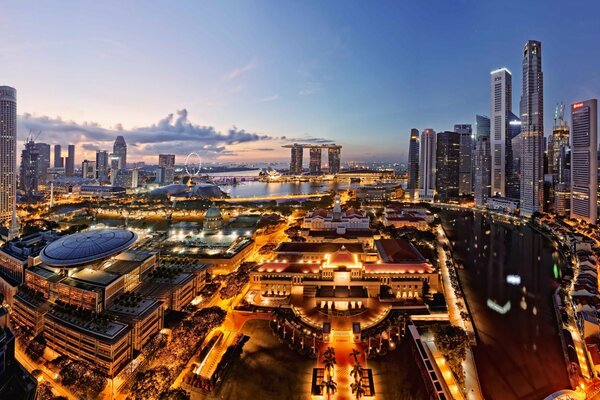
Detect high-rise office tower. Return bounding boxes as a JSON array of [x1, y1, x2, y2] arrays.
[[309, 147, 322, 175], [520, 40, 544, 216], [109, 153, 122, 186], [289, 144, 303, 175], [0, 86, 16, 226], [418, 129, 436, 202], [454, 124, 472, 195], [490, 68, 512, 198], [96, 150, 109, 183], [65, 144, 75, 176], [113, 136, 127, 170], [476, 115, 491, 139], [407, 129, 420, 199], [548, 103, 570, 175], [20, 140, 42, 195], [570, 99, 598, 224], [474, 135, 492, 206], [53, 144, 63, 168], [508, 112, 522, 199], [327, 146, 341, 174], [81, 160, 97, 179], [158, 154, 176, 183], [435, 131, 460, 202], [34, 143, 50, 186]]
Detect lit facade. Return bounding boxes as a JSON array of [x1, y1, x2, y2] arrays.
[[490, 68, 512, 197], [0, 86, 16, 226], [407, 128, 420, 199], [570, 99, 598, 224], [520, 40, 544, 216], [418, 129, 436, 202]]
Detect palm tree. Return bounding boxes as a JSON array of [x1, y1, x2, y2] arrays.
[[323, 353, 336, 381], [350, 381, 366, 400], [350, 363, 363, 383], [323, 347, 335, 359], [320, 378, 338, 400], [349, 348, 361, 364]]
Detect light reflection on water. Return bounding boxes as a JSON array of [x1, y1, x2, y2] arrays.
[[440, 210, 569, 400]]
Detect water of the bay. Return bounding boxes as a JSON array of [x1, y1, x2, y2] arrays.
[[440, 210, 569, 400]]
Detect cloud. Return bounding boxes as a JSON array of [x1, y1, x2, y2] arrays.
[[225, 59, 257, 81], [298, 82, 321, 96], [17, 109, 335, 162]]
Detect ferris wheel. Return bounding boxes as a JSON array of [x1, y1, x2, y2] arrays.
[[185, 152, 202, 176]]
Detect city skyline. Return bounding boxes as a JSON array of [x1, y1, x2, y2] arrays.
[[3, 1, 600, 164]]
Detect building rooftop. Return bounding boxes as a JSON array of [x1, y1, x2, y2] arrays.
[[71, 268, 122, 287], [257, 262, 321, 274], [40, 229, 138, 267], [375, 239, 425, 263], [276, 242, 364, 254]]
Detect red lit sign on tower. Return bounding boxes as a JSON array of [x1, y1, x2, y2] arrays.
[[573, 102, 584, 109]]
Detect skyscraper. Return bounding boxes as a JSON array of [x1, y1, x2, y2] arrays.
[[35, 143, 50, 186], [490, 68, 512, 198], [309, 147, 322, 175], [570, 99, 598, 224], [65, 144, 75, 176], [508, 112, 522, 199], [474, 135, 492, 206], [327, 146, 341, 174], [548, 103, 570, 175], [96, 150, 109, 183], [81, 160, 97, 179], [289, 145, 303, 175], [19, 140, 40, 196], [520, 40, 544, 216], [407, 129, 420, 199], [418, 129, 436, 202], [113, 136, 127, 170], [475, 115, 491, 139], [0, 86, 17, 225], [53, 144, 63, 168], [454, 124, 472, 195], [158, 154, 176, 184], [435, 131, 460, 202]]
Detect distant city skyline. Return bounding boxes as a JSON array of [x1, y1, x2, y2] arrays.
[[3, 1, 600, 164]]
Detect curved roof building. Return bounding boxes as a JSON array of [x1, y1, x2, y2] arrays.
[[40, 229, 138, 268]]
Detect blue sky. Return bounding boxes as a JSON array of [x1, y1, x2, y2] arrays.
[[3, 0, 600, 164]]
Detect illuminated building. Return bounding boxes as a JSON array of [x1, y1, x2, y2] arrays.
[[454, 124, 472, 195], [203, 205, 224, 232], [474, 134, 491, 206], [555, 183, 570, 217], [407, 128, 420, 199], [249, 239, 439, 309], [490, 67, 512, 197], [435, 131, 460, 202], [548, 103, 570, 176], [96, 150, 109, 183], [520, 40, 544, 216], [309, 147, 322, 175], [19, 140, 41, 196], [81, 159, 97, 179], [0, 86, 17, 226], [418, 129, 436, 202], [289, 144, 303, 175], [158, 154, 176, 183], [302, 194, 370, 231], [570, 99, 598, 224]]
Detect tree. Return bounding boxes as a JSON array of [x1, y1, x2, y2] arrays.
[[320, 378, 338, 400], [350, 363, 363, 383], [432, 324, 468, 390], [350, 381, 366, 400]]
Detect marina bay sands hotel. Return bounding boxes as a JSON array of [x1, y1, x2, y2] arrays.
[[282, 143, 342, 175]]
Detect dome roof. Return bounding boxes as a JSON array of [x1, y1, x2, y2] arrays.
[[205, 206, 222, 219], [40, 229, 138, 268]]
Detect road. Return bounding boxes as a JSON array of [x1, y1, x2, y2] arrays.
[[15, 348, 76, 400]]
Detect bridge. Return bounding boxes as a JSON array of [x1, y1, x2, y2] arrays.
[[222, 193, 328, 203]]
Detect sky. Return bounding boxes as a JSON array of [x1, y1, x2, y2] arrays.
[[3, 0, 600, 165]]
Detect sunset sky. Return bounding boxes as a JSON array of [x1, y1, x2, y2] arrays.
[[3, 0, 600, 165]]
